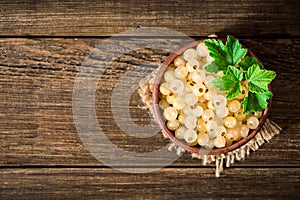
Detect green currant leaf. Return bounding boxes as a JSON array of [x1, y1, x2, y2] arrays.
[[246, 64, 276, 93], [222, 77, 242, 100], [239, 56, 262, 71], [227, 65, 244, 81], [242, 91, 273, 115], [204, 62, 219, 74], [212, 66, 243, 99], [204, 39, 228, 72], [225, 35, 248, 65], [204, 35, 247, 73]]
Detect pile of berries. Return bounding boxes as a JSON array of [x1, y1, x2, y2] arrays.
[[159, 44, 261, 149]]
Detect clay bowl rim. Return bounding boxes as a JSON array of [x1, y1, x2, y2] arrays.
[[152, 39, 271, 155]]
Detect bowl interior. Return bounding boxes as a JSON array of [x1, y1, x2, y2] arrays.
[[152, 40, 270, 155]]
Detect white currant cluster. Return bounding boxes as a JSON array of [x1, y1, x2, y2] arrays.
[[159, 44, 262, 149]]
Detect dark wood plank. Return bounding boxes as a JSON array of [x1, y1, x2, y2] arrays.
[[0, 0, 299, 36], [1, 168, 299, 199], [0, 38, 299, 166]]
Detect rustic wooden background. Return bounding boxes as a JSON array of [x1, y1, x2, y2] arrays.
[[0, 0, 299, 199]]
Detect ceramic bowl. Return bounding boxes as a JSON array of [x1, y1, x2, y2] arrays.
[[152, 40, 271, 155]]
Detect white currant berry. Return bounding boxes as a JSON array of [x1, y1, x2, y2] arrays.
[[184, 116, 197, 129], [214, 136, 226, 148], [207, 131, 217, 139], [204, 89, 215, 101], [206, 121, 218, 133], [186, 59, 200, 72], [192, 83, 206, 97], [183, 48, 199, 61], [207, 100, 214, 110], [236, 86, 247, 100], [159, 99, 169, 110], [167, 120, 180, 131], [184, 93, 198, 105], [228, 100, 241, 113], [247, 116, 259, 129], [197, 118, 207, 133], [169, 79, 185, 95], [184, 81, 194, 93], [223, 116, 237, 128], [174, 56, 186, 67], [190, 105, 203, 117], [163, 70, 176, 83], [175, 66, 188, 79], [166, 93, 176, 104], [216, 107, 229, 118], [197, 133, 209, 146], [253, 111, 262, 118], [196, 43, 208, 57], [178, 113, 187, 124], [240, 124, 249, 138], [204, 139, 215, 149], [159, 82, 171, 95], [190, 71, 204, 83], [234, 109, 246, 120], [214, 116, 224, 126], [183, 106, 193, 116], [202, 109, 215, 122], [173, 96, 185, 110], [175, 126, 187, 139], [215, 126, 227, 137], [184, 129, 198, 144], [225, 127, 240, 141], [163, 107, 178, 121], [212, 95, 227, 108]]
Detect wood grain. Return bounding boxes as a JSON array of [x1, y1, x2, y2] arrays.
[[1, 168, 299, 199], [1, 0, 299, 198], [0, 0, 299, 37], [0, 38, 299, 167]]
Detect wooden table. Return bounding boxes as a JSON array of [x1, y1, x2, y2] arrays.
[[1, 0, 299, 199]]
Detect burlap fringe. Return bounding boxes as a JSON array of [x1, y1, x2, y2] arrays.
[[138, 71, 282, 177], [138, 71, 156, 112], [189, 119, 281, 177]]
